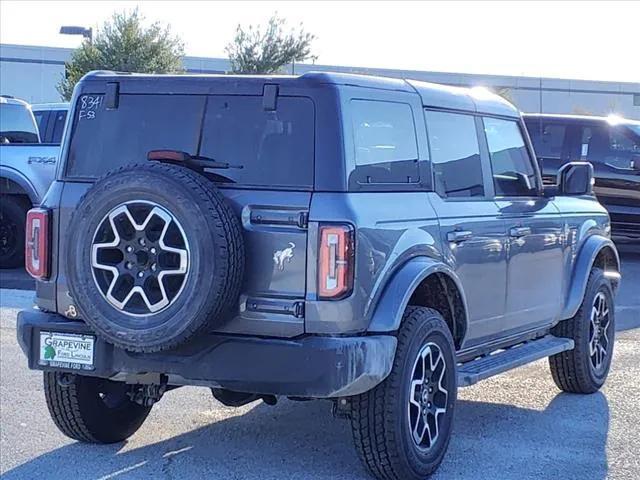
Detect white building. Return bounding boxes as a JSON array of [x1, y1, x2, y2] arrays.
[[1, 43, 639, 119]]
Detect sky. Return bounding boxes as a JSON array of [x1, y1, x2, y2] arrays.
[[1, 1, 639, 83]]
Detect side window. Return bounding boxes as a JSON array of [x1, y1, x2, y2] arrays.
[[33, 111, 49, 142], [350, 100, 419, 185], [583, 124, 640, 169], [50, 110, 68, 145], [532, 122, 566, 159], [425, 110, 484, 198], [484, 117, 538, 197]]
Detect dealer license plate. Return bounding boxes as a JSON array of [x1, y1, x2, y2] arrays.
[[39, 331, 95, 370]]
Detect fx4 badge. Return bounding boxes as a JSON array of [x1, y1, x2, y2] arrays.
[[273, 242, 295, 271]]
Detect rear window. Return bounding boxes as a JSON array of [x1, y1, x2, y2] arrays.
[[66, 93, 314, 188], [199, 96, 314, 187], [67, 94, 204, 177], [0, 103, 39, 143]]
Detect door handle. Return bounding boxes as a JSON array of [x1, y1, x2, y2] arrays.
[[509, 226, 531, 238], [447, 230, 473, 243]]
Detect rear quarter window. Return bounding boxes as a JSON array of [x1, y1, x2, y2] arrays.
[[349, 99, 420, 187]]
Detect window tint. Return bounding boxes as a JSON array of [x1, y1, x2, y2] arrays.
[[0, 103, 39, 143], [67, 94, 204, 177], [51, 110, 67, 144], [425, 110, 484, 197], [33, 111, 48, 141], [352, 100, 418, 165], [200, 96, 314, 187], [484, 117, 537, 196], [527, 121, 566, 159], [349, 100, 419, 186], [581, 124, 640, 169]]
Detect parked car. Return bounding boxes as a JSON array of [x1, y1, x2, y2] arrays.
[[524, 113, 640, 240], [18, 72, 620, 480], [0, 96, 62, 268], [31, 103, 69, 145]]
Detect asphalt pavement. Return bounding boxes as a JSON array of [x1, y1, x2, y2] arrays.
[[0, 248, 638, 480]]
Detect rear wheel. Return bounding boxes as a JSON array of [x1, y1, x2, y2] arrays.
[[44, 372, 152, 443], [0, 195, 29, 269], [549, 268, 615, 394], [350, 307, 457, 480]]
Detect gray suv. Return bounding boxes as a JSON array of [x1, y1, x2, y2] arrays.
[[17, 72, 620, 479]]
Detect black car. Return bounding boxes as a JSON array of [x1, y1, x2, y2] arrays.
[[524, 113, 640, 240]]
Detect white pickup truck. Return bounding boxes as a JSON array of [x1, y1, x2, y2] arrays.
[[0, 96, 67, 268]]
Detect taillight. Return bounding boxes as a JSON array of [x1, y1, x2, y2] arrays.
[[318, 224, 354, 299], [25, 208, 50, 279]]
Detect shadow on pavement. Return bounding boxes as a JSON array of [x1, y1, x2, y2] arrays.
[[2, 392, 609, 480]]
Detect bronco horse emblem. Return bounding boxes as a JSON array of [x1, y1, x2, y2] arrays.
[[273, 242, 295, 271]]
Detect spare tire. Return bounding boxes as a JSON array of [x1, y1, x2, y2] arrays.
[[66, 163, 244, 352]]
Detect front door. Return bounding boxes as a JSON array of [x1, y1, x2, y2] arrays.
[[482, 116, 564, 334]]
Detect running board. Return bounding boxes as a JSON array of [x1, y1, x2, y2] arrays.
[[457, 335, 574, 387]]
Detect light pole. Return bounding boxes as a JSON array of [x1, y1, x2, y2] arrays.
[[59, 26, 93, 43]]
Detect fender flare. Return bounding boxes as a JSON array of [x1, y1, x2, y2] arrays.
[[367, 256, 469, 340], [561, 235, 620, 320], [0, 166, 38, 204]]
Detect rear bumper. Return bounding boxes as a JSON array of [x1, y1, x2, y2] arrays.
[[17, 309, 397, 398]]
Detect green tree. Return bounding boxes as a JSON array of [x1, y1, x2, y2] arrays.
[[57, 9, 184, 100], [226, 13, 316, 74]]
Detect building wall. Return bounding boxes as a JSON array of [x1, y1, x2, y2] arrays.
[[1, 43, 639, 119]]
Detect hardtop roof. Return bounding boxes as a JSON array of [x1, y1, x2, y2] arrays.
[[80, 70, 520, 118]]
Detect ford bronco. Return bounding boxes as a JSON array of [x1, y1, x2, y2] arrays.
[[17, 72, 621, 479]]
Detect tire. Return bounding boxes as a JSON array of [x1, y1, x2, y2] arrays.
[[0, 195, 29, 269], [43, 372, 151, 443], [350, 307, 457, 480], [549, 267, 615, 394], [66, 163, 244, 352]]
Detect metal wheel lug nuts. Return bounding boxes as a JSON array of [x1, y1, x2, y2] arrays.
[[137, 271, 144, 278], [126, 246, 133, 253], [151, 263, 157, 272], [138, 238, 146, 246], [150, 247, 156, 254], [125, 261, 132, 269]]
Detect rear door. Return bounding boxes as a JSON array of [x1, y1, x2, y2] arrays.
[[59, 89, 314, 337], [483, 116, 564, 334], [198, 94, 314, 337], [425, 109, 509, 347]]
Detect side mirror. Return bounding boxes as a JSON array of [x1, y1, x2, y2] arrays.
[[558, 161, 594, 196]]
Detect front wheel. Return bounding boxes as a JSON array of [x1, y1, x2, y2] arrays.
[[549, 267, 616, 394], [44, 372, 152, 443], [350, 307, 457, 480]]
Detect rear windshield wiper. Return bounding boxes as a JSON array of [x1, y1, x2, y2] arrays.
[[147, 150, 243, 169]]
